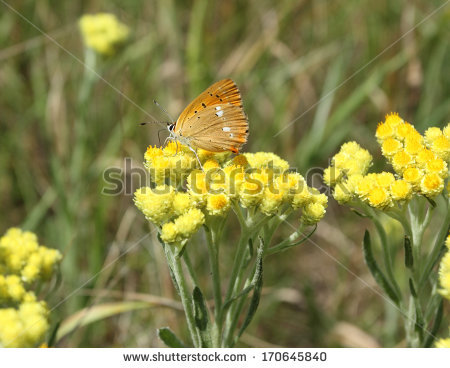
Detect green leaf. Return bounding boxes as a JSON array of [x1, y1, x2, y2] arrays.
[[47, 321, 60, 347], [236, 237, 264, 340], [192, 286, 212, 347], [404, 236, 413, 269], [424, 298, 444, 348], [56, 302, 149, 342], [363, 230, 400, 305], [408, 278, 417, 298], [158, 327, 186, 348]]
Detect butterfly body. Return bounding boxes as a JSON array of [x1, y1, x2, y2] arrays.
[[168, 79, 249, 154]]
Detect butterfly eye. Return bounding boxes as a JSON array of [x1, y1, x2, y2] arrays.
[[168, 124, 175, 132]]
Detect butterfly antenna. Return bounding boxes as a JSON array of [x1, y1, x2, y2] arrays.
[[153, 99, 174, 122]]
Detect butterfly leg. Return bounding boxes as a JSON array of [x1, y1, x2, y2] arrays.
[[186, 144, 204, 171]]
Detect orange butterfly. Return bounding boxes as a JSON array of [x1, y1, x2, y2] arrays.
[[166, 79, 249, 158]]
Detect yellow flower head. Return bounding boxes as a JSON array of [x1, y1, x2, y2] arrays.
[[206, 193, 230, 216], [446, 234, 450, 249], [424, 127, 443, 146], [323, 167, 342, 186], [134, 185, 175, 225], [402, 166, 423, 189], [415, 148, 436, 168], [333, 182, 353, 204], [390, 180, 412, 201], [430, 135, 450, 162], [404, 136, 424, 156], [375, 172, 395, 188], [420, 173, 444, 197], [172, 192, 192, 216], [425, 157, 448, 178], [302, 202, 326, 225], [443, 123, 450, 140], [260, 188, 285, 216], [367, 186, 392, 209], [381, 138, 403, 157], [392, 151, 413, 174], [376, 121, 395, 142], [239, 174, 264, 208], [244, 152, 289, 171], [160, 208, 205, 245], [79, 13, 129, 56]]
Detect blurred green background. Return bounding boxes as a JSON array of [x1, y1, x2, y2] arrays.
[[1, 0, 449, 347]]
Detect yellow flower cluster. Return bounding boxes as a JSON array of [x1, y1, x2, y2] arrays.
[[0, 228, 61, 347], [325, 113, 450, 209], [135, 145, 327, 246], [79, 13, 129, 55]]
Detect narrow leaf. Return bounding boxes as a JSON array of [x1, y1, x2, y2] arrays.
[[363, 230, 400, 305], [158, 327, 186, 348], [192, 286, 212, 347], [409, 278, 417, 298], [56, 302, 149, 341], [404, 236, 413, 269], [237, 238, 264, 340]]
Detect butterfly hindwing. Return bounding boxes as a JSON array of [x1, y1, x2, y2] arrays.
[[179, 104, 248, 153]]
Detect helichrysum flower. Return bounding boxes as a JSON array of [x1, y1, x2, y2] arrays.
[[0, 228, 62, 283], [0, 228, 61, 348], [134, 185, 175, 225], [79, 13, 129, 55], [325, 113, 450, 209], [135, 143, 327, 250]]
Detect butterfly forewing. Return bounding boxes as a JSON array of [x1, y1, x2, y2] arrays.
[[180, 104, 248, 153], [174, 79, 243, 134]]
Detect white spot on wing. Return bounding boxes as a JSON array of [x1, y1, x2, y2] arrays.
[[222, 127, 231, 132], [215, 106, 221, 110], [215, 110, 224, 117]]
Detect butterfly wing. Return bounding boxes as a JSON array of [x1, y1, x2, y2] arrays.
[[179, 104, 248, 153], [174, 79, 243, 134]]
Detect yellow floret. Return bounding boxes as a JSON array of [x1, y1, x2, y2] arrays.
[[206, 193, 230, 216], [260, 189, 285, 216], [390, 180, 412, 201], [381, 138, 403, 157], [424, 127, 443, 145], [375, 172, 395, 188], [301, 203, 326, 225], [392, 151, 413, 174], [420, 173, 444, 197], [430, 136, 450, 162], [367, 186, 392, 209], [172, 192, 192, 216], [134, 185, 175, 225]]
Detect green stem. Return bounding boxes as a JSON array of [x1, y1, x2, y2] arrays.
[[370, 210, 402, 301], [418, 198, 450, 290], [166, 248, 201, 347], [206, 224, 222, 319]]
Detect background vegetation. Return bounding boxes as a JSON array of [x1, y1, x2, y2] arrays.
[[0, 0, 449, 347]]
